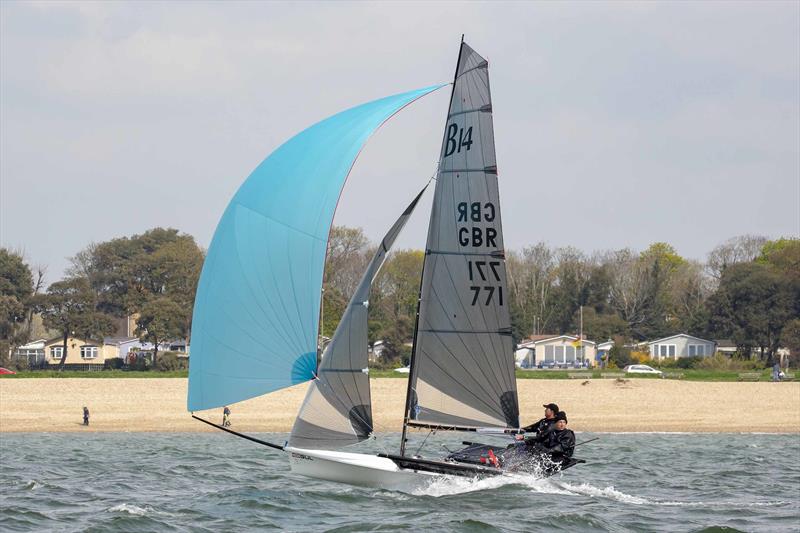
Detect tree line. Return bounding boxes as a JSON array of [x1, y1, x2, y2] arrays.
[[1, 229, 797, 370], [1, 228, 203, 369]]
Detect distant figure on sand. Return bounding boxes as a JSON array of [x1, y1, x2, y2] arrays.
[[773, 362, 781, 382], [222, 406, 231, 427], [82, 406, 89, 426]]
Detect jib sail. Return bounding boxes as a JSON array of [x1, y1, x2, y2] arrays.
[[289, 188, 425, 449]]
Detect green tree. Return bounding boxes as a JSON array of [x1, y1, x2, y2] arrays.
[[0, 249, 34, 353], [370, 250, 423, 359], [70, 228, 204, 335], [780, 319, 800, 367], [135, 297, 188, 368], [707, 262, 796, 363], [38, 278, 116, 370]]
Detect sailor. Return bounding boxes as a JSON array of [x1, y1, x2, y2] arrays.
[[525, 411, 575, 461], [517, 403, 559, 439]]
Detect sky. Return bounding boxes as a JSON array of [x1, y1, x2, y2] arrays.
[[1, 1, 798, 284]]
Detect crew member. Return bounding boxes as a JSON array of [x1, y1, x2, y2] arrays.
[[525, 411, 575, 461], [518, 403, 559, 438]]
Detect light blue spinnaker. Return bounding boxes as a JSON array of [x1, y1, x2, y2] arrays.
[[188, 85, 444, 412]]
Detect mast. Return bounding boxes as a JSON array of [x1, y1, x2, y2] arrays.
[[400, 35, 465, 457]]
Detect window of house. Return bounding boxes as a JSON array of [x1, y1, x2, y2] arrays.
[[544, 345, 554, 361], [555, 345, 565, 362], [50, 346, 63, 359], [565, 346, 575, 362], [689, 345, 706, 357], [80, 346, 98, 359], [658, 345, 676, 358]]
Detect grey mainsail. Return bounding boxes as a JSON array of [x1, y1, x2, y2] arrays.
[[406, 42, 519, 431], [289, 188, 425, 450]]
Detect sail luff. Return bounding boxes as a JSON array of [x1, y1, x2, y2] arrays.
[[288, 187, 426, 450]]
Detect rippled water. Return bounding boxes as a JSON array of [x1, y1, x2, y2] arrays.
[[1, 432, 798, 532]]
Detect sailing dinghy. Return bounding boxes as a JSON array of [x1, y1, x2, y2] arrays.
[[188, 39, 584, 491]]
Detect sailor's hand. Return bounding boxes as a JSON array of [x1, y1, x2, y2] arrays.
[[515, 434, 524, 441]]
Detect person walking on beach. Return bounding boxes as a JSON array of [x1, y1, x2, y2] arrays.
[[773, 362, 781, 382], [222, 406, 231, 427], [82, 406, 90, 426]]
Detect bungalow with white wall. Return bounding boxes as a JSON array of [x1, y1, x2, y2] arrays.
[[42, 336, 119, 368], [646, 333, 716, 361], [515, 335, 597, 368], [13, 339, 48, 366]]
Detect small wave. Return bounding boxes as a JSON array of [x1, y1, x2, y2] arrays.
[[107, 503, 152, 516], [554, 482, 651, 504], [23, 480, 42, 491]]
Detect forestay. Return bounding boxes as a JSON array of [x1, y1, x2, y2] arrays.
[[187, 85, 444, 412], [407, 43, 519, 429], [289, 188, 425, 449]]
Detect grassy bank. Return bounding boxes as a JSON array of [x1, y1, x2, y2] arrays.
[[369, 368, 782, 381], [1, 370, 189, 378], [1, 369, 784, 382]]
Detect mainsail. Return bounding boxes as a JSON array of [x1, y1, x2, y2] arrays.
[[406, 42, 519, 431], [289, 188, 425, 449], [187, 86, 443, 412]]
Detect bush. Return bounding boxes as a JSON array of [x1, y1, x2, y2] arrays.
[[155, 352, 188, 371], [695, 353, 766, 371], [104, 358, 124, 370], [608, 343, 634, 369]]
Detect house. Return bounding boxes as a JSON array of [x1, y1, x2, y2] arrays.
[[104, 337, 143, 361], [13, 339, 47, 366], [42, 336, 120, 368], [515, 335, 597, 368], [646, 334, 716, 361], [715, 339, 737, 357], [596, 340, 615, 364], [369, 340, 387, 361]]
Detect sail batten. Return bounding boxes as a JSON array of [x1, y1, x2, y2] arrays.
[[406, 42, 520, 432], [288, 188, 426, 450], [187, 85, 444, 412]]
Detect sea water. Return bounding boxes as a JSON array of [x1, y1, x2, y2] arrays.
[[0, 432, 798, 532]]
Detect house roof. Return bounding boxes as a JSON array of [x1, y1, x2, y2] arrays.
[[44, 335, 107, 346], [715, 339, 736, 348], [104, 336, 140, 345], [16, 338, 48, 349], [518, 334, 597, 348], [646, 333, 715, 345]]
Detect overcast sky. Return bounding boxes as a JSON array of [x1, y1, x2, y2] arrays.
[[2, 1, 798, 284]]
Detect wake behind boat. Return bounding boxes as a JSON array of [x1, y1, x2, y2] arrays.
[[187, 37, 585, 491]]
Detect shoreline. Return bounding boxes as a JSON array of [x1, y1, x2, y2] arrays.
[[1, 378, 798, 434]]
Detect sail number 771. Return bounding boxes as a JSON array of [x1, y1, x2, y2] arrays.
[[468, 260, 503, 306]]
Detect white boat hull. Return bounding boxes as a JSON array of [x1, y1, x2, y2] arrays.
[[286, 447, 442, 491]]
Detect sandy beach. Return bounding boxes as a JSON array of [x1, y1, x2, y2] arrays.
[[1, 378, 798, 433]]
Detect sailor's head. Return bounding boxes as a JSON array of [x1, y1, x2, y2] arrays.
[[553, 411, 568, 430], [543, 403, 559, 418]]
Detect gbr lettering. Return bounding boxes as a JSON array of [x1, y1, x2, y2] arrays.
[[456, 201, 503, 306]]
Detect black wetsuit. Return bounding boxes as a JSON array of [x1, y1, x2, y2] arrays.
[[521, 417, 555, 437], [525, 428, 575, 460]]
